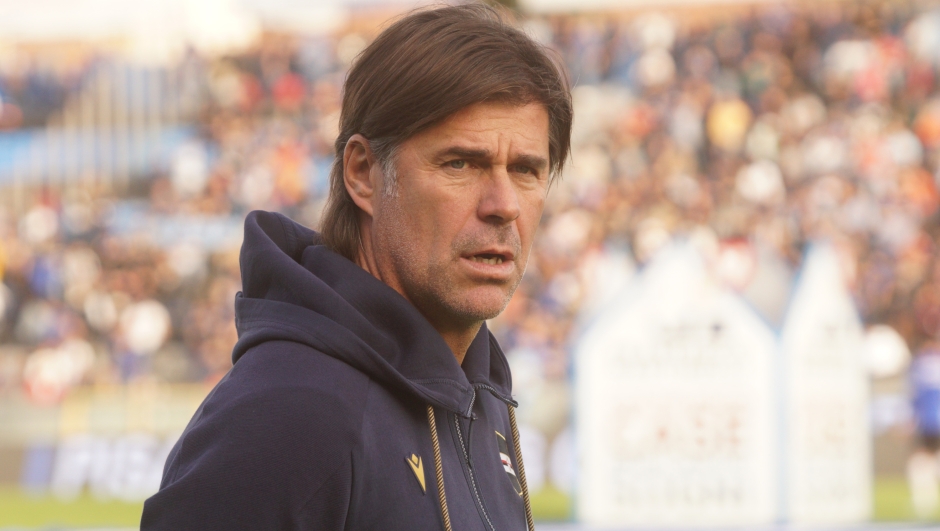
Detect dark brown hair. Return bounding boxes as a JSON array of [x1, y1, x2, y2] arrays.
[[320, 4, 573, 261]]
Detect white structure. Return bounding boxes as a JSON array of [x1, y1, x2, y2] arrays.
[[781, 244, 870, 524], [575, 244, 777, 527]]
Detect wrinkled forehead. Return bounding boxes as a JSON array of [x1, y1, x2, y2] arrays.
[[396, 101, 551, 163]]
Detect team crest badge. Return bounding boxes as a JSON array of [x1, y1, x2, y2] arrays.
[[495, 431, 523, 495]]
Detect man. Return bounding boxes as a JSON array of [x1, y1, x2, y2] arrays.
[[141, 4, 571, 530], [908, 344, 940, 518]]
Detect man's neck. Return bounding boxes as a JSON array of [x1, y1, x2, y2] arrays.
[[354, 230, 479, 366], [435, 321, 483, 366]]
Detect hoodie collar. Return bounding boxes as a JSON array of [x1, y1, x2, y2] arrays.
[[233, 210, 513, 416]]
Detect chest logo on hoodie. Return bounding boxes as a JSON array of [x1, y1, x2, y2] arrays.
[[406, 454, 426, 494], [495, 431, 523, 496]]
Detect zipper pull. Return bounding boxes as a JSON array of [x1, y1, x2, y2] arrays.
[[464, 388, 477, 418]]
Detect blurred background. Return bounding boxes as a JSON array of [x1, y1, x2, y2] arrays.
[[1, 0, 939, 528]]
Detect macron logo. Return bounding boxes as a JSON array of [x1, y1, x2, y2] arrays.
[[406, 453, 426, 494]]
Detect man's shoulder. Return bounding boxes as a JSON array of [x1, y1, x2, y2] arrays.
[[145, 340, 368, 528]]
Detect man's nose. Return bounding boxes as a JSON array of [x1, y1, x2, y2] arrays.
[[478, 167, 521, 224]]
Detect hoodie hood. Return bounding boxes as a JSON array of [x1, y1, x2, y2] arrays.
[[231, 210, 514, 417]]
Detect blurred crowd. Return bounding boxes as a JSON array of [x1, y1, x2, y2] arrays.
[[0, 48, 94, 130], [2, 0, 940, 413]]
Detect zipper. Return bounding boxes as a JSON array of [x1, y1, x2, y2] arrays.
[[454, 388, 497, 531]]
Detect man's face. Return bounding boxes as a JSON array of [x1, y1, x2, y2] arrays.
[[370, 101, 550, 332]]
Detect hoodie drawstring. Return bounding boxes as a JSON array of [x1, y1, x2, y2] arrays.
[[427, 405, 454, 531], [508, 403, 536, 531], [426, 402, 536, 531]]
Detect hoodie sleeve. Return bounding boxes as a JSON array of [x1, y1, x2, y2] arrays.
[[141, 342, 369, 530]]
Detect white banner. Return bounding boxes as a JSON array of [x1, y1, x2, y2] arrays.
[[781, 244, 870, 524], [575, 244, 777, 527]]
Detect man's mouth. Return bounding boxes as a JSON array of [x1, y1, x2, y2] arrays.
[[469, 253, 506, 265], [460, 247, 517, 276]]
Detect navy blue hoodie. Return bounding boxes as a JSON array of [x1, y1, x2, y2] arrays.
[[141, 211, 533, 530]]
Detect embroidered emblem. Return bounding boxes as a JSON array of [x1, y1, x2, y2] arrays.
[[495, 431, 523, 495], [406, 453, 426, 494]]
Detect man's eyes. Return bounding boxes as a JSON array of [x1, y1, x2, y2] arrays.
[[510, 165, 541, 179], [444, 160, 538, 178]]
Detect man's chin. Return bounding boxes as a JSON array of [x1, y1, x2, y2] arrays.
[[441, 291, 513, 323], [411, 277, 518, 327]]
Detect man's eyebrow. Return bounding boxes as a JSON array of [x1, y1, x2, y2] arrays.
[[436, 146, 549, 170]]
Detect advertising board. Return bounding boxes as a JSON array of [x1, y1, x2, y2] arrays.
[[575, 244, 777, 526]]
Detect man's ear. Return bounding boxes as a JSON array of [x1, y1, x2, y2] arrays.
[[343, 134, 377, 217]]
